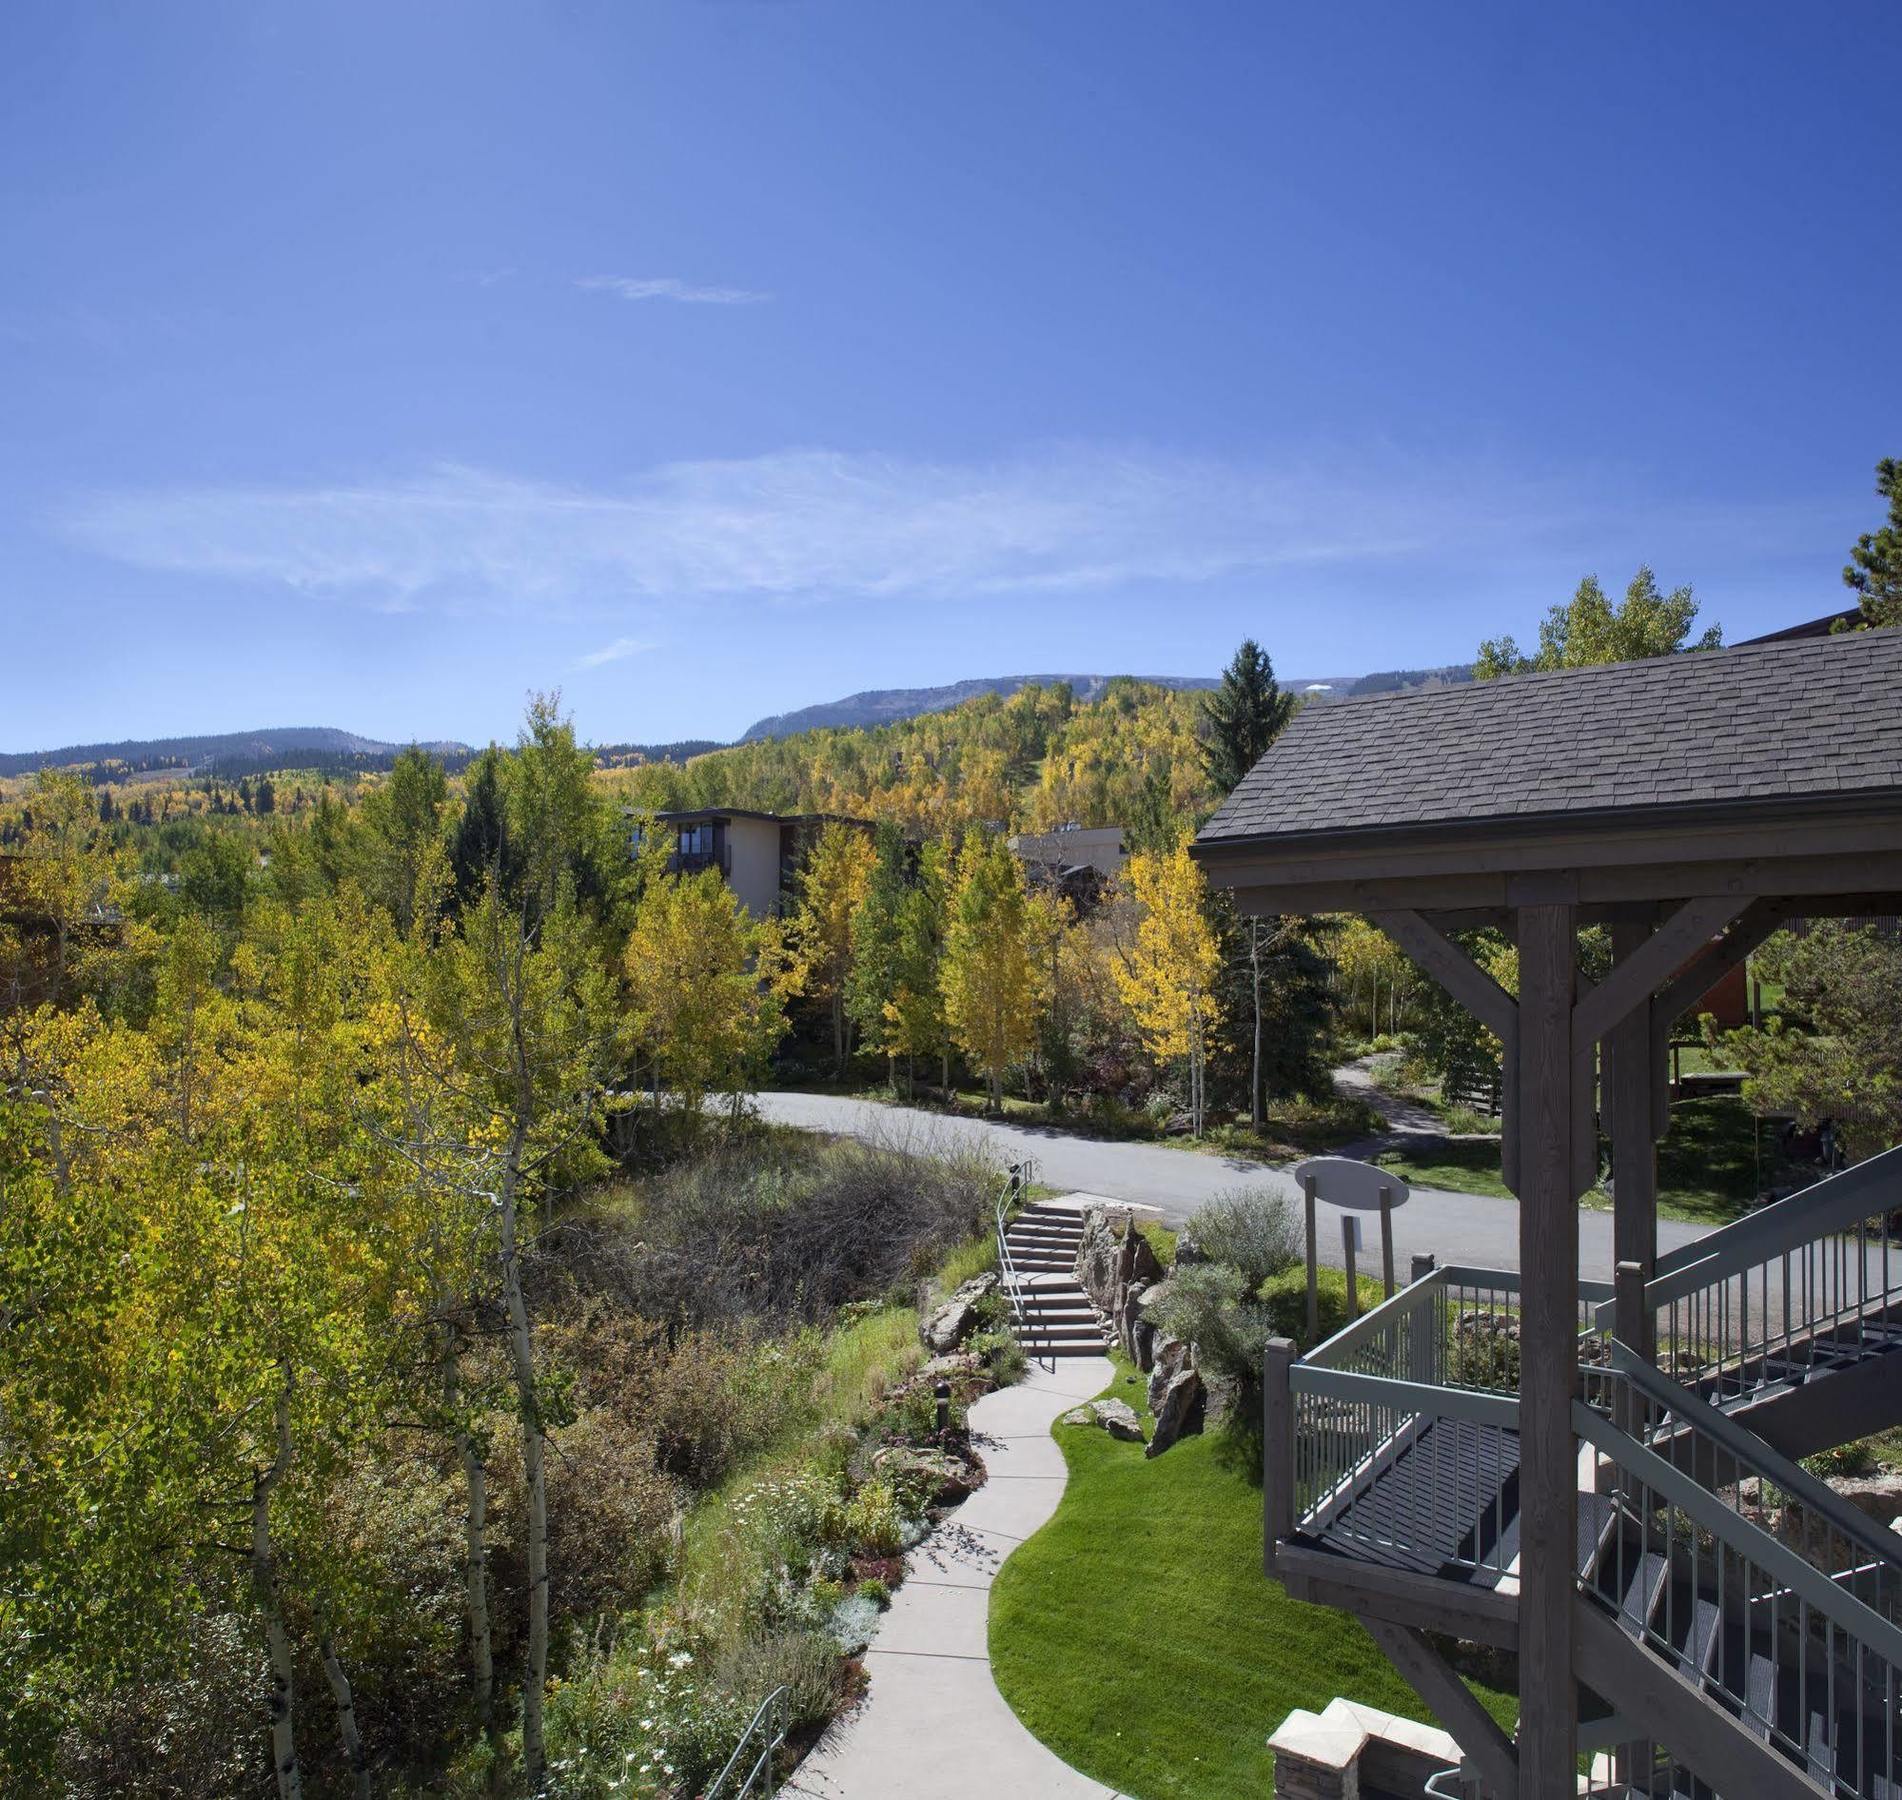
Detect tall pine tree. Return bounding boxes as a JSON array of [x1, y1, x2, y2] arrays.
[[1198, 638, 1294, 796], [1199, 639, 1299, 1126], [1843, 457, 1902, 629]]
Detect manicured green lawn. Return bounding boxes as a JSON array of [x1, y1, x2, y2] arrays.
[[1374, 1137, 1513, 1200], [1374, 1096, 1796, 1227], [989, 1363, 1516, 1800]]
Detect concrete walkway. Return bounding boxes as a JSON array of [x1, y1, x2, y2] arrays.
[[750, 1090, 1714, 1281], [786, 1356, 1125, 1800]]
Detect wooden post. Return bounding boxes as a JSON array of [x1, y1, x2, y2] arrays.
[[1612, 1261, 1647, 1459], [1378, 1183, 1397, 1298], [1302, 1171, 1319, 1345], [1342, 1214, 1360, 1323], [1408, 1253, 1437, 1382], [1514, 900, 1581, 1800], [1263, 1337, 1297, 1577], [1608, 915, 1660, 1365]]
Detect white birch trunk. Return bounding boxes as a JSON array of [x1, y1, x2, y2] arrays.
[[1249, 919, 1264, 1130], [498, 1135, 549, 1787], [319, 1632, 370, 1800], [444, 1347, 495, 1728], [253, 1383, 302, 1800]]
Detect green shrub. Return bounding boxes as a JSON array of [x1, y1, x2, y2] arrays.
[[1258, 1264, 1353, 1353], [712, 1627, 844, 1733], [968, 1327, 1026, 1388], [858, 1575, 891, 1609], [543, 1627, 752, 1799], [1806, 1440, 1881, 1480], [1150, 1264, 1270, 1419], [1136, 1220, 1179, 1266], [1184, 1187, 1300, 1290], [843, 1479, 906, 1557]]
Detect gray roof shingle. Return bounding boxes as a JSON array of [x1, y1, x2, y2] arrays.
[[1196, 629, 1902, 846]]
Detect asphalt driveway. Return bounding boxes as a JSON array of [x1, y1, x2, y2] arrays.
[[750, 1090, 1715, 1283]]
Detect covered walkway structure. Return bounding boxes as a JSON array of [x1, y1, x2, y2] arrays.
[[1193, 629, 1902, 1800]]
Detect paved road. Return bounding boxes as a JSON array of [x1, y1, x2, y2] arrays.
[[751, 1091, 1716, 1283]]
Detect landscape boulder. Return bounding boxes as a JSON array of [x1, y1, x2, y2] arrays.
[[1060, 1398, 1144, 1441], [1128, 1283, 1167, 1371], [1145, 1366, 1206, 1457], [1147, 1335, 1190, 1415], [871, 1442, 984, 1507], [919, 1272, 999, 1354], [1120, 1279, 1166, 1366], [1073, 1208, 1124, 1312]]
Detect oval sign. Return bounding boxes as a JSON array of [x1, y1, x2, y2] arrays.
[[1292, 1156, 1410, 1212]]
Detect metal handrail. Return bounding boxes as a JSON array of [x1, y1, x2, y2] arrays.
[[1601, 1340, 1902, 1587], [1576, 1392, 1902, 1799], [702, 1684, 788, 1800], [1575, 1399, 1902, 1670], [1651, 1144, 1902, 1289], [1603, 1144, 1902, 1407], [994, 1163, 1053, 1374]]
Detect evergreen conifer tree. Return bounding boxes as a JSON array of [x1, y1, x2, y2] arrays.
[[1198, 638, 1294, 796]]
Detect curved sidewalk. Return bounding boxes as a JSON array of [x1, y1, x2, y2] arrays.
[[786, 1355, 1125, 1800]]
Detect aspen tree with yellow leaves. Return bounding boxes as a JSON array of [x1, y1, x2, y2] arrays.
[[940, 833, 1044, 1112], [1113, 840, 1223, 1135], [786, 821, 876, 1079], [624, 865, 789, 1119]]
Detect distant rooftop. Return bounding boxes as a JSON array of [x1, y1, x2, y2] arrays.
[[1196, 629, 1902, 849]]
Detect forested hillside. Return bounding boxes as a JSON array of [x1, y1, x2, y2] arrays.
[[607, 677, 1221, 839]]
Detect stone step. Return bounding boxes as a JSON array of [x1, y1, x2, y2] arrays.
[[1006, 1229, 1081, 1248], [1017, 1298, 1095, 1317], [1017, 1325, 1108, 1344]]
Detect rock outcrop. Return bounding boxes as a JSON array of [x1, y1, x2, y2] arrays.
[[919, 1272, 999, 1354], [1146, 1366, 1205, 1458]]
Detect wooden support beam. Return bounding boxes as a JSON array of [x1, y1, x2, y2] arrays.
[[1652, 896, 1791, 1028], [1607, 917, 1659, 1361], [1370, 908, 1518, 1041], [1271, 1542, 1522, 1648], [1574, 1600, 1822, 1800], [1515, 901, 1581, 1800], [1365, 1620, 1520, 1800], [1263, 1338, 1296, 1578], [1571, 894, 1749, 1054]]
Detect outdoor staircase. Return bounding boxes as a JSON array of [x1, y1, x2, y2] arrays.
[[1271, 1146, 1902, 1800], [999, 1203, 1112, 1361]]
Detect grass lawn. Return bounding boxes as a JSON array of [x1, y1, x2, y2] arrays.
[[989, 1361, 1516, 1800], [1374, 1137, 1513, 1200], [1374, 1096, 1797, 1227]]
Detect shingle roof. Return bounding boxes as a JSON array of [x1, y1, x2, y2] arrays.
[[1196, 629, 1902, 847]]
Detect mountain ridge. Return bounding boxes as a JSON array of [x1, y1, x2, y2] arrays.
[[737, 666, 1471, 741]]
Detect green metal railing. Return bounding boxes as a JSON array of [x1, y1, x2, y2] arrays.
[[701, 1685, 788, 1800]]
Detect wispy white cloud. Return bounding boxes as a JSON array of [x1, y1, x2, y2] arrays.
[[60, 443, 1588, 616], [577, 274, 769, 305], [575, 634, 653, 669]]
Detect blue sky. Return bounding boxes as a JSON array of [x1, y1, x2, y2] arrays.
[[3, 2, 1898, 751]]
